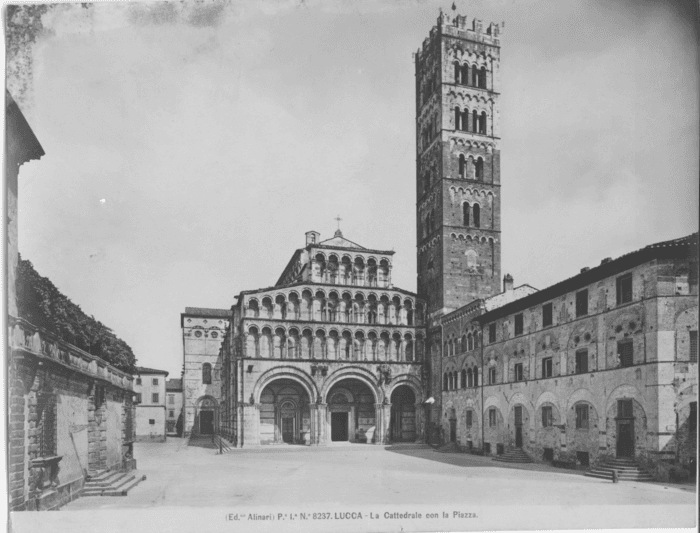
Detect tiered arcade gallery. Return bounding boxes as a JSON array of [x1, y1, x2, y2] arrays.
[[217, 230, 427, 446]]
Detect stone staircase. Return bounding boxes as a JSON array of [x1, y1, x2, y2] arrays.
[[212, 434, 234, 453], [584, 457, 654, 482], [81, 470, 146, 497], [492, 448, 533, 464]]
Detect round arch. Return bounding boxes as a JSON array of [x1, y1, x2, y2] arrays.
[[321, 366, 381, 404], [253, 366, 318, 405], [386, 375, 424, 404]]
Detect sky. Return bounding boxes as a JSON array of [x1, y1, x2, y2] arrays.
[[6, 0, 699, 378]]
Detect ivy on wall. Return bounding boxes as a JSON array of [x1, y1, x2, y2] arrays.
[[15, 255, 137, 373]]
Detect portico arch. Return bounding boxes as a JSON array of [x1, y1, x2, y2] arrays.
[[320, 366, 382, 404], [253, 366, 318, 405]]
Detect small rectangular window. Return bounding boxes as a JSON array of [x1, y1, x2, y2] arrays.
[[152, 378, 159, 386], [542, 303, 553, 327], [576, 289, 588, 317], [152, 393, 159, 404], [575, 404, 589, 429], [575, 350, 588, 374], [690, 331, 698, 362], [616, 273, 632, 305], [168, 395, 175, 404], [488, 323, 496, 343], [618, 341, 633, 367], [466, 411, 472, 428], [168, 410, 175, 418], [514, 314, 524, 336], [514, 363, 524, 382], [541, 406, 553, 428], [489, 367, 496, 385], [149, 419, 155, 425], [489, 408, 496, 427], [135, 378, 142, 386], [135, 393, 142, 404], [617, 399, 633, 418], [542, 357, 553, 378]]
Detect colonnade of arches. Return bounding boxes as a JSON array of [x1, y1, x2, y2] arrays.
[[453, 61, 488, 89], [310, 253, 392, 287], [245, 290, 422, 327], [245, 326, 424, 362]]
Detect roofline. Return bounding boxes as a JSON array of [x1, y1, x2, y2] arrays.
[[134, 368, 170, 376], [309, 244, 395, 256], [476, 233, 697, 325], [275, 248, 304, 286], [180, 309, 232, 327]]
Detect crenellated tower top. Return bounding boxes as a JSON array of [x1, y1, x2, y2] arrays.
[[416, 11, 501, 62]]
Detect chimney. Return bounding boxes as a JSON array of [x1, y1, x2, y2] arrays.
[[503, 273, 514, 292], [600, 257, 612, 265], [580, 267, 590, 273], [305, 231, 320, 246]]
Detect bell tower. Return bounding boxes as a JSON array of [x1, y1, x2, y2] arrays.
[[415, 10, 502, 318]]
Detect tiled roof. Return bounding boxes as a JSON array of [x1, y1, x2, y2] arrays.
[[134, 366, 169, 376], [166, 378, 182, 391], [184, 307, 230, 318]]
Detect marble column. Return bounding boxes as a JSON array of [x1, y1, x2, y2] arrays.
[[310, 403, 328, 446], [373, 403, 384, 444]]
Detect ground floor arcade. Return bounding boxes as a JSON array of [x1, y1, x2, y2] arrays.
[[229, 365, 425, 446]]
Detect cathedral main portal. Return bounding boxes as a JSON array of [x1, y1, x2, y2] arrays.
[[326, 379, 376, 443]]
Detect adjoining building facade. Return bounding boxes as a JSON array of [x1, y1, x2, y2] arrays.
[[218, 230, 427, 446], [133, 367, 169, 442], [181, 307, 230, 436], [166, 378, 183, 435]]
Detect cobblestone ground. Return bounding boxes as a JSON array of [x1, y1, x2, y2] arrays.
[[11, 438, 697, 533]]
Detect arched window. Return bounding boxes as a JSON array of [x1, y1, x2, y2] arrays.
[[461, 64, 469, 85], [461, 110, 469, 132], [474, 333, 479, 349], [202, 363, 212, 385], [461, 369, 467, 388], [454, 107, 461, 130], [467, 333, 474, 351], [458, 154, 465, 178], [448, 373, 453, 390], [474, 368, 479, 387], [467, 368, 473, 388], [479, 66, 487, 89], [472, 67, 478, 87], [463, 203, 470, 226], [453, 61, 460, 83], [475, 157, 484, 180], [461, 335, 467, 352], [443, 373, 449, 391], [472, 110, 478, 133], [479, 112, 487, 134], [473, 204, 481, 228]]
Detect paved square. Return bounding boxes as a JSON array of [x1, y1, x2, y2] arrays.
[[13, 438, 694, 533]]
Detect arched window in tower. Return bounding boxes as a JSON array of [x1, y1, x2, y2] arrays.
[[453, 61, 460, 83], [461, 369, 467, 388], [454, 107, 461, 130], [461, 110, 469, 132], [479, 112, 487, 135], [467, 333, 474, 351], [463, 202, 470, 226], [479, 66, 487, 89], [475, 157, 484, 180], [461, 64, 469, 85], [473, 204, 481, 228], [472, 67, 479, 87], [458, 154, 465, 179], [467, 368, 473, 388], [202, 363, 212, 385], [472, 110, 478, 133]]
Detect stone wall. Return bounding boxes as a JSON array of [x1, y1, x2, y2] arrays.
[[8, 317, 135, 511]]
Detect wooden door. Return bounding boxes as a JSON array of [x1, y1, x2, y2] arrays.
[[617, 421, 634, 458], [282, 417, 295, 443], [200, 411, 214, 434]]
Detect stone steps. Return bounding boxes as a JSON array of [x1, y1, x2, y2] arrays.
[[82, 471, 146, 497], [584, 459, 654, 482], [492, 448, 533, 464]]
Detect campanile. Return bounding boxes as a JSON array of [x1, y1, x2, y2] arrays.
[[415, 11, 502, 318]]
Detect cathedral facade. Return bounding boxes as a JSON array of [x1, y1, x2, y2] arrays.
[[217, 230, 427, 446], [181, 10, 697, 479]]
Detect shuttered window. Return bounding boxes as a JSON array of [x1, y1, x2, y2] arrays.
[[616, 273, 632, 305], [542, 303, 553, 327], [576, 289, 588, 317], [690, 331, 698, 362], [575, 404, 589, 429], [618, 342, 633, 367], [541, 406, 553, 427], [618, 399, 633, 419]]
